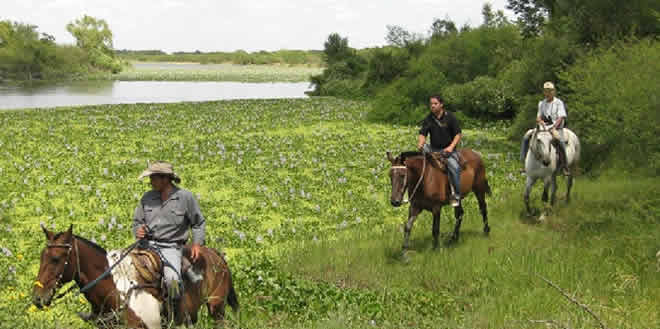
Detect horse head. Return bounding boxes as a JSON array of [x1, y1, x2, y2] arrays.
[[531, 124, 554, 166], [33, 224, 76, 308], [387, 152, 408, 207]]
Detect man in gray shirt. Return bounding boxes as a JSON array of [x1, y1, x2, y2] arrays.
[[132, 161, 206, 322]]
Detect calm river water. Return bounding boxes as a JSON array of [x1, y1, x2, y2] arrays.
[[0, 80, 312, 110]]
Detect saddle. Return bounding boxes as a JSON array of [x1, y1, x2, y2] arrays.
[[129, 248, 198, 300], [427, 151, 467, 172]]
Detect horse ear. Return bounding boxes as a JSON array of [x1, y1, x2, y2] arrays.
[[386, 152, 394, 163], [63, 224, 74, 242], [41, 224, 53, 241]]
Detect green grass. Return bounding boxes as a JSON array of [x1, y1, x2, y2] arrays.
[[0, 98, 656, 328], [99, 62, 324, 82]]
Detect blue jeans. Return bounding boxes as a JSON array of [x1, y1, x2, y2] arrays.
[[520, 137, 530, 163], [423, 144, 461, 197]]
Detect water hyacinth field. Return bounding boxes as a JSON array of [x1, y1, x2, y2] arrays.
[[0, 98, 658, 328], [110, 63, 324, 82]]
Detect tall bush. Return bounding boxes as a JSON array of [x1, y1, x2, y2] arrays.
[[558, 38, 660, 172]]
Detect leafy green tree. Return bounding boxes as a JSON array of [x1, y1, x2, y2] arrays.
[[506, 0, 550, 38], [429, 17, 457, 39], [66, 15, 113, 55], [66, 15, 121, 72], [0, 21, 55, 80], [482, 3, 510, 28], [507, 0, 660, 42], [323, 33, 352, 65]]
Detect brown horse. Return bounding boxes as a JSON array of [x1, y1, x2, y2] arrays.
[[32, 225, 239, 329], [387, 150, 491, 250]]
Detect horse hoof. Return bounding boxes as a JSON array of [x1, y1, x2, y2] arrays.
[[77, 312, 96, 322], [484, 226, 491, 235], [401, 251, 411, 263]]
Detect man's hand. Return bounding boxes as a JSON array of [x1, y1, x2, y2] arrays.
[[136, 225, 147, 239], [443, 146, 454, 154], [190, 243, 202, 263]]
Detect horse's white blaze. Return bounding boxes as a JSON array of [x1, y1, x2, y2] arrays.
[[107, 250, 162, 329]]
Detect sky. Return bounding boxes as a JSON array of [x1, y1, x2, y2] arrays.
[[3, 0, 515, 53]]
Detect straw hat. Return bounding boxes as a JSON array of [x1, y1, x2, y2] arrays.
[[138, 161, 181, 183]]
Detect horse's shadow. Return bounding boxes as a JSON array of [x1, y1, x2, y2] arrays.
[[384, 229, 489, 264]]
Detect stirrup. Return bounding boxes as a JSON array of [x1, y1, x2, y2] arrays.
[[185, 267, 203, 283], [450, 194, 461, 207]]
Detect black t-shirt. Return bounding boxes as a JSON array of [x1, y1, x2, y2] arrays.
[[418, 111, 462, 149]]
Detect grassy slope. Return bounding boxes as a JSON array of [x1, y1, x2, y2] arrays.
[[0, 99, 656, 328]]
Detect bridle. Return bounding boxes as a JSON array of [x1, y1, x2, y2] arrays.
[[390, 157, 426, 204], [530, 128, 552, 162], [34, 239, 82, 302]]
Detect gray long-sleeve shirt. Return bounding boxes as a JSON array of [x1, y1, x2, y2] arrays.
[[132, 186, 206, 245]]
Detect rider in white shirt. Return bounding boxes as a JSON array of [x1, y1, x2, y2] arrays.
[[521, 82, 569, 174]]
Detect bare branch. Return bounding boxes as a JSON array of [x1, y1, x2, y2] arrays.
[[537, 274, 609, 329], [529, 319, 570, 329]]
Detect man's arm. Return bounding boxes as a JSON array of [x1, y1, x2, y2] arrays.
[[132, 202, 146, 240], [445, 133, 462, 153], [417, 134, 426, 150], [186, 193, 206, 262]]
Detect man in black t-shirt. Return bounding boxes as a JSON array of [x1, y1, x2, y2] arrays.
[[417, 95, 463, 206]]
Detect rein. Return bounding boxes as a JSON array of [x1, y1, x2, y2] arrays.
[[530, 128, 553, 162], [391, 156, 426, 204]]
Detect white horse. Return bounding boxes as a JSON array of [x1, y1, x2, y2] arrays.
[[523, 123, 580, 214]]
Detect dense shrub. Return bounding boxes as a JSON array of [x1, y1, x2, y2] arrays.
[[442, 76, 517, 118], [559, 38, 660, 173]]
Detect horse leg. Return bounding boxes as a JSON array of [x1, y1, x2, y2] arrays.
[[403, 206, 422, 251], [566, 173, 574, 203], [450, 206, 464, 242], [541, 178, 550, 203], [476, 191, 490, 234], [432, 209, 441, 249], [550, 174, 558, 205], [524, 176, 537, 215]]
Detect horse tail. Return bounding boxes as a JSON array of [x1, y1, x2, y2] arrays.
[[227, 275, 240, 312], [484, 178, 492, 196], [472, 149, 491, 196]]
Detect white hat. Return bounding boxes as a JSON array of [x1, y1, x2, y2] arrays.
[[138, 161, 181, 183], [543, 81, 555, 90]]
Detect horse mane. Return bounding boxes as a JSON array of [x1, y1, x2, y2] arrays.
[[73, 234, 107, 255], [399, 151, 423, 161]]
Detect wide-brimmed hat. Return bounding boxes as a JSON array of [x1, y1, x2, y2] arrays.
[[138, 161, 181, 183], [543, 81, 555, 90]]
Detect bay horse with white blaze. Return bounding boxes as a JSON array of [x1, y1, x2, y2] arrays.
[[387, 149, 491, 250], [32, 224, 239, 329], [523, 123, 580, 214]]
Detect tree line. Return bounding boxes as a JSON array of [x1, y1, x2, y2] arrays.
[[0, 15, 123, 81], [116, 49, 324, 66], [310, 0, 659, 173]]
